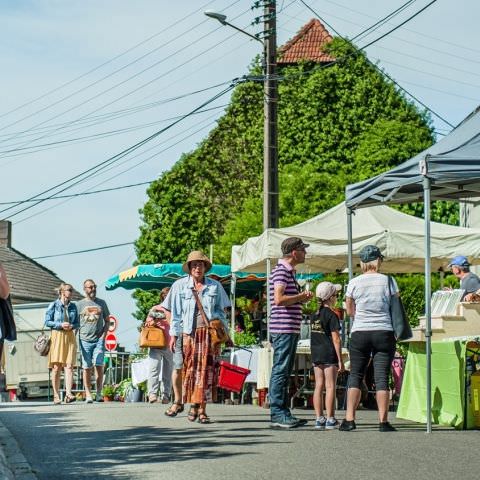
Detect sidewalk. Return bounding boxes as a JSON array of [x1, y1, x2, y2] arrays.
[[0, 420, 36, 480]]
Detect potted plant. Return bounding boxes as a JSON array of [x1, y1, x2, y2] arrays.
[[101, 385, 115, 401]]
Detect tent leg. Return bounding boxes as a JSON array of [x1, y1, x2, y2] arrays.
[[266, 258, 272, 342], [424, 177, 432, 434], [347, 207, 354, 282]]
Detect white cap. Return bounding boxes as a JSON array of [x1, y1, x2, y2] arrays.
[[315, 281, 342, 301]]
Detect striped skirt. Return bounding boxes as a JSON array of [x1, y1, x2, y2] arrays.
[[182, 327, 219, 404]]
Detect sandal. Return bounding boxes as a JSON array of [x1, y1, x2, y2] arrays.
[[53, 396, 62, 405], [198, 413, 211, 424], [187, 404, 200, 422], [164, 402, 184, 417], [65, 394, 76, 404]]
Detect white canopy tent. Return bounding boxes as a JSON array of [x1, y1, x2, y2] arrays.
[[231, 201, 480, 274]]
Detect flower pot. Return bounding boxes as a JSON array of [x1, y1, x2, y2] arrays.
[[103, 395, 114, 402]]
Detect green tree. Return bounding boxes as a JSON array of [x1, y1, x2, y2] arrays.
[[134, 38, 436, 318]]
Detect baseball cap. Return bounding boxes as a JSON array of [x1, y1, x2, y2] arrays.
[[448, 255, 470, 268], [281, 237, 310, 255], [315, 281, 342, 301], [359, 245, 384, 263]]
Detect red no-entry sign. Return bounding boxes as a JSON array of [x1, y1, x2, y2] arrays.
[[105, 332, 117, 352]]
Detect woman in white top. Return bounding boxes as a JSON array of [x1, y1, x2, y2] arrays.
[[339, 245, 398, 432]]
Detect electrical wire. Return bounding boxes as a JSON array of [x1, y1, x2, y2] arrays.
[[0, 82, 237, 220], [278, 0, 453, 128], [0, 0, 218, 123], [0, 180, 154, 205]]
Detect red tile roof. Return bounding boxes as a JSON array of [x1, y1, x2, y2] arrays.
[[278, 18, 334, 65]]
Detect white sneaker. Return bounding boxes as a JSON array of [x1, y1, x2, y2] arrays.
[[85, 396, 93, 404]]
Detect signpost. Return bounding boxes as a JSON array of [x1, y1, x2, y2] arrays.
[[105, 332, 117, 352], [107, 315, 118, 333]]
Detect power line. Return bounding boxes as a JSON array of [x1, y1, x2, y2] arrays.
[[1, 82, 237, 220], [0, 2, 248, 157], [359, 0, 438, 51], [33, 242, 134, 260], [0, 180, 154, 205], [0, 0, 218, 124], [281, 0, 453, 128]]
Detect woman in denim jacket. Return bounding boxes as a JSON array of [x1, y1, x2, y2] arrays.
[[44, 283, 80, 404], [170, 251, 232, 424]]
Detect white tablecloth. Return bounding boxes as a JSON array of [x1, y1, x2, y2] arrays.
[[230, 348, 258, 383]]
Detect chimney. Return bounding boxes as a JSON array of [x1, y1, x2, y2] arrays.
[[0, 221, 12, 248]]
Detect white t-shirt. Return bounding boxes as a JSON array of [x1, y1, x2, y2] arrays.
[[346, 273, 398, 332]]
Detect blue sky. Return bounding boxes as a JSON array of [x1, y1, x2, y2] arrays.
[[1, 0, 479, 348]]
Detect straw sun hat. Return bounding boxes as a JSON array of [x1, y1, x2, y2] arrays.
[[182, 250, 212, 273]]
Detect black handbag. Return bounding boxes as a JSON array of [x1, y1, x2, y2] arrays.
[[0, 295, 17, 342], [387, 276, 412, 341]]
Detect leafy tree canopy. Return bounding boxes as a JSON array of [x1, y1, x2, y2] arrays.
[[133, 38, 444, 321]]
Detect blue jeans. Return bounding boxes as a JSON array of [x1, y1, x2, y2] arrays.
[[269, 333, 299, 421]]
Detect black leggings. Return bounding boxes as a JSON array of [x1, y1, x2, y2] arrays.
[[348, 330, 395, 391]]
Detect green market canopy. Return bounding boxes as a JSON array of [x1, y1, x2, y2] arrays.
[[105, 263, 321, 297]]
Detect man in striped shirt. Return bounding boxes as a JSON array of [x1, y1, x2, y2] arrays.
[[269, 237, 313, 428]]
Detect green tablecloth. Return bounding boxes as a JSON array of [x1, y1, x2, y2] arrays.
[[397, 340, 474, 429]]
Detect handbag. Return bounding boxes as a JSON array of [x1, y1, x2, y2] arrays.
[[34, 331, 51, 356], [387, 276, 412, 341], [139, 326, 167, 348], [0, 295, 17, 342], [192, 288, 229, 347]]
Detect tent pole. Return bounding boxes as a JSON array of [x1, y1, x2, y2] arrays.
[[266, 258, 272, 340], [423, 176, 432, 434], [230, 274, 236, 341], [347, 207, 354, 281]]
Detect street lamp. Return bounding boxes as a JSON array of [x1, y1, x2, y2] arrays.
[[204, 5, 279, 231]]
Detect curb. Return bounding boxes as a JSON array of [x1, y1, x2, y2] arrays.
[[0, 422, 37, 480]]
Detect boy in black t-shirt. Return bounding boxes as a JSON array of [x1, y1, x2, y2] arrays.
[[311, 282, 345, 430]]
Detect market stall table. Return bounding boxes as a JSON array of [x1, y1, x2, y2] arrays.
[[397, 339, 480, 429]]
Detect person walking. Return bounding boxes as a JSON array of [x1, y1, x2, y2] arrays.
[[76, 279, 110, 403], [340, 245, 397, 432], [311, 281, 344, 430], [44, 283, 79, 404], [269, 237, 313, 429], [146, 287, 173, 404], [163, 280, 186, 418], [0, 262, 15, 360], [170, 251, 232, 424]]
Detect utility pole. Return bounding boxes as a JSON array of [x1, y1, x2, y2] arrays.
[[205, 2, 279, 230], [263, 0, 279, 230]]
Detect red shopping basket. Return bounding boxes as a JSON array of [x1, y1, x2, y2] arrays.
[[218, 347, 252, 393]]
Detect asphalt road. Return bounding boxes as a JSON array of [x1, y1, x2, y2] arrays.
[[0, 401, 478, 480]]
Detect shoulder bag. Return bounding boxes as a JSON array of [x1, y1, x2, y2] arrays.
[[34, 329, 51, 356], [139, 325, 167, 348], [192, 288, 229, 347], [387, 276, 412, 341]]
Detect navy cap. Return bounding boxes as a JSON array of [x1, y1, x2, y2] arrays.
[[448, 255, 470, 268], [359, 245, 384, 263]]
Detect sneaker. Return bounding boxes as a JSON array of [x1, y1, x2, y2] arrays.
[[270, 417, 300, 429], [339, 419, 356, 431], [289, 416, 308, 426], [85, 396, 93, 404], [325, 418, 339, 430], [95, 396, 104, 403], [379, 421, 396, 432], [315, 417, 326, 430], [161, 397, 170, 405]]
